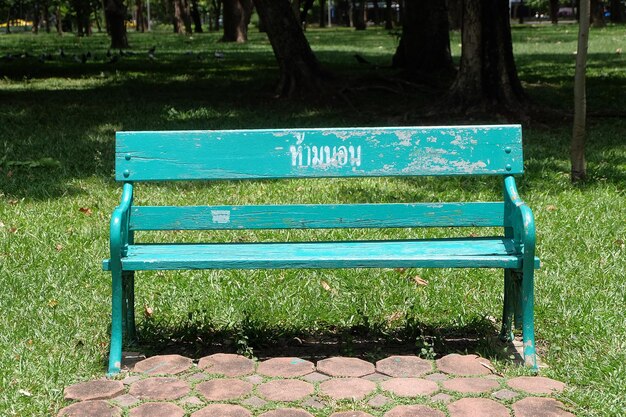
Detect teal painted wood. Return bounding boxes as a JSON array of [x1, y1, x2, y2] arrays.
[[129, 202, 505, 231], [102, 238, 540, 271], [115, 125, 523, 181]]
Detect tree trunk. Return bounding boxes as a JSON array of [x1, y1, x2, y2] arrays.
[[211, 0, 222, 30], [590, 0, 605, 26], [609, 0, 624, 22], [384, 0, 393, 29], [549, 0, 559, 24], [43, 0, 51, 32], [319, 0, 327, 27], [191, 0, 203, 32], [253, 0, 327, 97], [73, 0, 93, 36], [392, 0, 453, 77], [55, 6, 63, 34], [136, 0, 146, 32], [300, 0, 314, 25], [33, 1, 41, 34], [222, 0, 252, 42], [353, 0, 366, 30], [372, 0, 379, 25], [104, 0, 129, 48], [572, 0, 589, 182], [447, 0, 462, 30], [445, 0, 525, 115]]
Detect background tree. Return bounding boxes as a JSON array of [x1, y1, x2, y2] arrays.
[[590, 0, 605, 27], [445, 0, 525, 115], [136, 0, 147, 32], [104, 0, 129, 48], [392, 0, 453, 77], [549, 0, 559, 24], [253, 0, 327, 97], [384, 0, 393, 29], [190, 0, 203, 32], [221, 0, 252, 42], [572, 0, 589, 182], [609, 0, 624, 22], [172, 0, 192, 34], [352, 0, 365, 30]]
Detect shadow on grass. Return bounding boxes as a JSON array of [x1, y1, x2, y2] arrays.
[[127, 315, 518, 365]]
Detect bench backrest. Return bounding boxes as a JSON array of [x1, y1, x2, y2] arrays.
[[116, 125, 523, 181], [115, 125, 522, 231]]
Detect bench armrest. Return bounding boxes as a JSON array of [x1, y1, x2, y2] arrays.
[[109, 183, 134, 270], [504, 176, 536, 265]]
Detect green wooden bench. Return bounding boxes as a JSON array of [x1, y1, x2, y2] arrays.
[[103, 125, 540, 375]]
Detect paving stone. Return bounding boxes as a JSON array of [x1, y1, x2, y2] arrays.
[[435, 354, 492, 376], [180, 396, 205, 406], [258, 379, 314, 401], [129, 402, 185, 417], [58, 400, 122, 417], [330, 412, 375, 417], [188, 372, 210, 382], [381, 378, 439, 397], [361, 372, 391, 382], [367, 394, 390, 408], [384, 405, 446, 417], [425, 373, 449, 382], [492, 389, 519, 401], [245, 374, 265, 385], [448, 398, 509, 417], [191, 404, 252, 417], [442, 377, 500, 394], [122, 376, 142, 386], [512, 397, 576, 417], [196, 378, 253, 401], [258, 357, 315, 378], [133, 354, 193, 375], [507, 376, 566, 395], [129, 377, 190, 400], [431, 393, 454, 404], [112, 393, 140, 407], [301, 396, 327, 409], [64, 380, 125, 401], [122, 352, 147, 370], [198, 353, 255, 377], [302, 372, 331, 382], [376, 356, 432, 377], [319, 378, 376, 400], [242, 395, 268, 408], [317, 357, 375, 377], [259, 408, 314, 417]]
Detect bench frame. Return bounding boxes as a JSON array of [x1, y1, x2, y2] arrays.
[[104, 125, 539, 374]]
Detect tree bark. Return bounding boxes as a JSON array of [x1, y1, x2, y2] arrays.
[[173, 0, 192, 33], [253, 0, 327, 97], [353, 0, 366, 30], [609, 0, 624, 22], [73, 0, 93, 36], [572, 0, 589, 182], [104, 0, 129, 48], [384, 0, 393, 29], [222, 0, 252, 42], [590, 0, 605, 26], [136, 0, 146, 32], [392, 0, 453, 77], [191, 0, 203, 32], [319, 0, 327, 27], [55, 6, 63, 34], [445, 0, 525, 115], [549, 0, 559, 24], [43, 0, 51, 32]]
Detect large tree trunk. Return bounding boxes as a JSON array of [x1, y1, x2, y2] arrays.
[[549, 0, 559, 24], [222, 0, 252, 42], [384, 0, 393, 29], [104, 0, 129, 48], [136, 0, 146, 32], [609, 0, 624, 22], [353, 0, 366, 30], [392, 0, 453, 77], [572, 0, 589, 182], [191, 0, 203, 32], [448, 0, 462, 30], [253, 0, 327, 97], [73, 0, 93, 36], [55, 6, 63, 34], [590, 0, 605, 26], [319, 0, 327, 27], [173, 0, 192, 33], [445, 0, 525, 115]]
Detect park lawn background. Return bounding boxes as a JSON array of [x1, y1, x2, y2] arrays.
[[1, 24, 625, 416]]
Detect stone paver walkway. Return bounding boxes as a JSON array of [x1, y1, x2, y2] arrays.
[[59, 353, 575, 417]]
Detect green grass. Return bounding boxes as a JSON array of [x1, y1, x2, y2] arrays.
[[1, 24, 626, 416]]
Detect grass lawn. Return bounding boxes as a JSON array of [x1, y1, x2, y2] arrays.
[[1, 23, 625, 416]]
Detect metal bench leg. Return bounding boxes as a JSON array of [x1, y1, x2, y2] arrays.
[[108, 269, 123, 375], [500, 269, 515, 342], [122, 271, 136, 343], [521, 265, 538, 371]]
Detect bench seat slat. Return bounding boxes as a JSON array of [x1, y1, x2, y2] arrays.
[[103, 238, 540, 271], [130, 202, 504, 230]]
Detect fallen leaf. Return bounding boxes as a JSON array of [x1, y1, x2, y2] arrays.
[[617, 48, 622, 55], [412, 275, 429, 286], [546, 205, 557, 212], [8, 199, 19, 205], [386, 311, 404, 323], [79, 207, 93, 215], [615, 239, 624, 249], [6, 170, 13, 178], [0, 221, 4, 227], [9, 227, 17, 234], [394, 268, 407, 274], [48, 299, 59, 308], [144, 305, 154, 318], [321, 280, 333, 293], [468, 233, 478, 238], [18, 389, 32, 397], [55, 244, 63, 252]]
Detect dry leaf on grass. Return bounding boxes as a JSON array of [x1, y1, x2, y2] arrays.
[[144, 306, 154, 318], [79, 207, 93, 215], [412, 276, 429, 286], [320, 280, 337, 294]]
